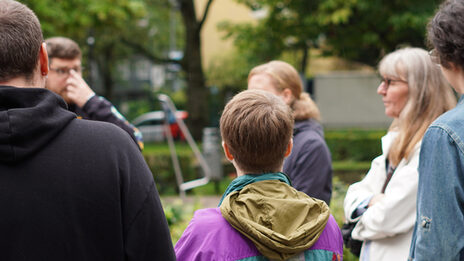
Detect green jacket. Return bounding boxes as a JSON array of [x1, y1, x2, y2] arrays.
[[220, 180, 331, 260]]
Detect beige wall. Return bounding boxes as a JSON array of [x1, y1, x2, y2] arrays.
[[195, 0, 255, 68], [315, 72, 391, 128]]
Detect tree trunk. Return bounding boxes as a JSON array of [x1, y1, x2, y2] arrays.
[[300, 46, 309, 75], [98, 44, 114, 101], [179, 0, 209, 140]]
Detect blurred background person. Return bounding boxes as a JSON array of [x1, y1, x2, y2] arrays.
[[343, 47, 456, 261], [248, 60, 332, 205], [409, 0, 464, 259], [45, 37, 143, 150]]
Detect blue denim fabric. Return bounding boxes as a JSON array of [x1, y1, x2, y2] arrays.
[[409, 96, 464, 261]]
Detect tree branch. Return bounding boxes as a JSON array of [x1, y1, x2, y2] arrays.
[[198, 0, 214, 31], [121, 38, 181, 65]]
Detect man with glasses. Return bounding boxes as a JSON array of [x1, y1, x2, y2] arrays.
[[45, 37, 143, 150]]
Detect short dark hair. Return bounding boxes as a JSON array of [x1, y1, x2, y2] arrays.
[[45, 37, 81, 60], [428, 0, 464, 69], [220, 90, 294, 174], [0, 0, 43, 82]]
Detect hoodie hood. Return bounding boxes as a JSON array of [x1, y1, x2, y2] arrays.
[[0, 86, 75, 163], [220, 179, 330, 260]]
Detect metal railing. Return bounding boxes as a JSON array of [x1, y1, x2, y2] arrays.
[[157, 94, 210, 199]]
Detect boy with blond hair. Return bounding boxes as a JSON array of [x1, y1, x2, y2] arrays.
[[175, 90, 343, 261]]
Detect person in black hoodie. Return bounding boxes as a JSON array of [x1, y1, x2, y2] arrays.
[[0, 1, 175, 260], [44, 36, 144, 150]]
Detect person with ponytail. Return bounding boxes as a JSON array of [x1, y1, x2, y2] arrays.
[[248, 60, 332, 205], [343, 47, 456, 261]]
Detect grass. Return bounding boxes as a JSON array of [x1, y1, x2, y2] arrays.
[[330, 176, 360, 261], [143, 141, 194, 155], [161, 198, 203, 245], [187, 177, 233, 195]]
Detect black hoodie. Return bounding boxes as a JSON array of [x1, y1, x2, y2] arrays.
[[0, 86, 175, 260]]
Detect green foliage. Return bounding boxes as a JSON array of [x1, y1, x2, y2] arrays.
[[161, 198, 202, 244], [143, 143, 198, 195], [219, 0, 321, 67], [325, 129, 387, 161], [23, 0, 146, 45], [206, 51, 252, 117], [330, 176, 359, 261], [222, 0, 442, 69], [332, 161, 371, 172], [189, 177, 234, 196], [144, 142, 194, 154], [322, 0, 442, 66], [21, 0, 181, 99], [207, 51, 251, 92], [124, 99, 156, 122]]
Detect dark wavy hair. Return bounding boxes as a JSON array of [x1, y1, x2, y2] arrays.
[[428, 0, 464, 69]]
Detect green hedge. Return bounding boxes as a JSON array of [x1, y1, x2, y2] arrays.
[[144, 153, 198, 195], [325, 129, 386, 161]]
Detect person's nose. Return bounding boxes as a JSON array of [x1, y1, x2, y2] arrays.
[[64, 70, 73, 79], [377, 82, 387, 95]]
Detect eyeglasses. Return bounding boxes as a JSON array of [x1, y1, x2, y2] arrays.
[[429, 49, 441, 65], [49, 66, 83, 76], [379, 76, 407, 90]]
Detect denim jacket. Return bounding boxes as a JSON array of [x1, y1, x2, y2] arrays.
[[409, 96, 464, 261]]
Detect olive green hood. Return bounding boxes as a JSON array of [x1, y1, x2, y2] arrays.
[[220, 180, 330, 260]]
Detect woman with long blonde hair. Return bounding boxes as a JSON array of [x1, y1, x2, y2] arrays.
[[343, 47, 456, 261]]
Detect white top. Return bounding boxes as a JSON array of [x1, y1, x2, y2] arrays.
[[344, 131, 420, 261]]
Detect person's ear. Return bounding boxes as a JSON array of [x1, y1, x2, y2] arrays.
[[222, 141, 234, 161], [281, 88, 294, 104], [39, 42, 49, 76], [284, 138, 293, 158]]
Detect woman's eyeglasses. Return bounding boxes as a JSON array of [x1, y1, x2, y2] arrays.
[[379, 76, 407, 89]]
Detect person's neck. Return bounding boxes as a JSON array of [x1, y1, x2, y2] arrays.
[[0, 75, 43, 88], [454, 79, 464, 94], [235, 167, 246, 177], [233, 161, 283, 177], [447, 65, 464, 94]]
